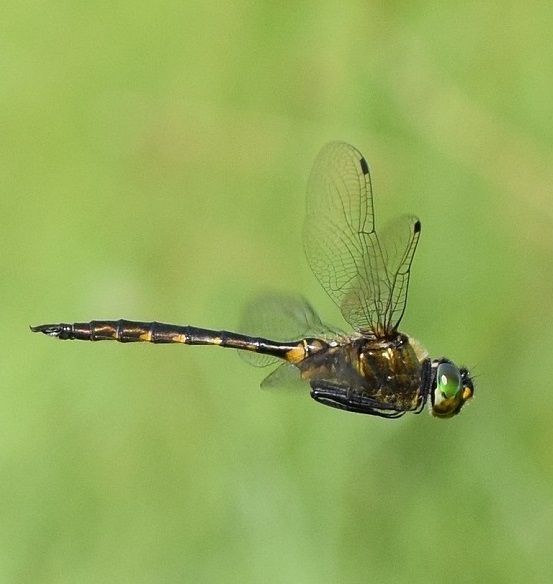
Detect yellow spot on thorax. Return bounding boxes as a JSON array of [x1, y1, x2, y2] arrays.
[[382, 348, 394, 361]]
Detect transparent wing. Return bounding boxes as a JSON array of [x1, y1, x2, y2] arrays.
[[378, 214, 421, 332], [259, 362, 308, 391], [304, 141, 421, 336], [238, 293, 333, 367]]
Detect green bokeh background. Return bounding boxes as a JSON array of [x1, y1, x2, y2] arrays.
[[3, 2, 553, 582]]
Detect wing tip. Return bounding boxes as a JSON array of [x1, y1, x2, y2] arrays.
[[359, 156, 370, 175]]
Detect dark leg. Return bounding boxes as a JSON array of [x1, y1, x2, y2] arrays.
[[310, 384, 405, 419]]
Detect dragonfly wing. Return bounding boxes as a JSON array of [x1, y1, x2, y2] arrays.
[[304, 141, 421, 336], [260, 362, 309, 391], [304, 142, 372, 315], [238, 293, 333, 367], [378, 214, 421, 332], [341, 214, 421, 334]]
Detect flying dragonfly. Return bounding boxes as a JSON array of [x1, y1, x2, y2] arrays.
[[32, 141, 474, 418]]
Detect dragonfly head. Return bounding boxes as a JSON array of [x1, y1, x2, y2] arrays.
[[429, 359, 474, 418]]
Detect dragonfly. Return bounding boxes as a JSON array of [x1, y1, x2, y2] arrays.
[[32, 141, 474, 419]]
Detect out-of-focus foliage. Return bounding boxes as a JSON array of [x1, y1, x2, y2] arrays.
[[2, 1, 553, 582]]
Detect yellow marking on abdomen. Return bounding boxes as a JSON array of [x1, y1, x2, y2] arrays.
[[139, 331, 152, 342], [171, 334, 187, 343], [286, 343, 307, 364]]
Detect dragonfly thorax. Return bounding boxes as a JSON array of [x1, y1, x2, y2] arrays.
[[298, 332, 429, 417], [356, 334, 426, 409]]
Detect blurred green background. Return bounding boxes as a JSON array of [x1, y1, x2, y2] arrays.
[[2, 1, 553, 582]]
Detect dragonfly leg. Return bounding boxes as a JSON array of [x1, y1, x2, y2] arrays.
[[309, 383, 405, 419]]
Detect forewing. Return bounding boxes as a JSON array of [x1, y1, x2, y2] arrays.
[[378, 214, 421, 332]]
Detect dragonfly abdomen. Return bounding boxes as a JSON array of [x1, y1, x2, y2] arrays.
[[31, 320, 194, 343], [30, 319, 313, 361]]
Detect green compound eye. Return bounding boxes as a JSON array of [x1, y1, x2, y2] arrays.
[[437, 362, 462, 398]]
